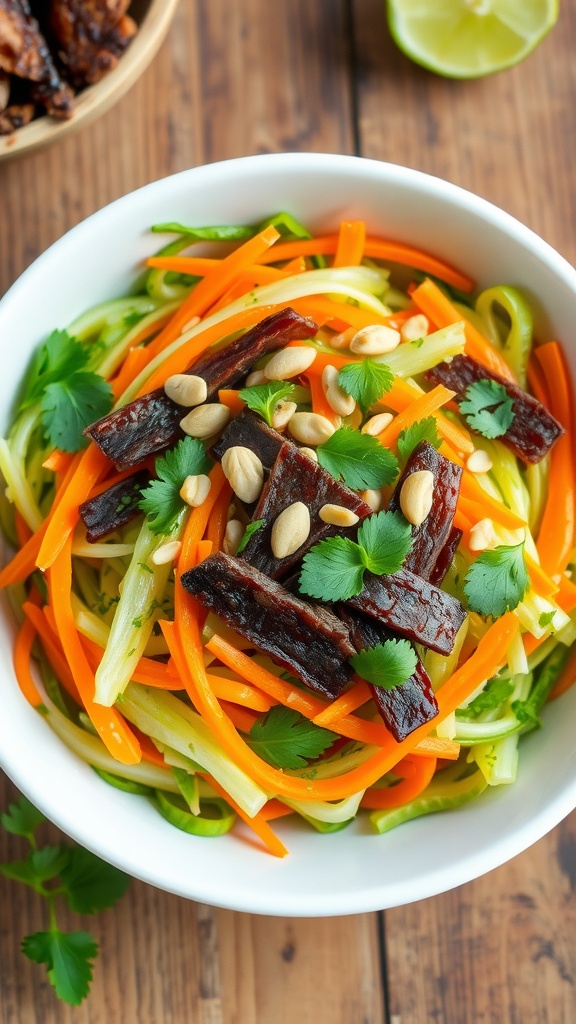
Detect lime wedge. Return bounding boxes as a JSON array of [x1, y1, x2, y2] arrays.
[[387, 0, 558, 79]]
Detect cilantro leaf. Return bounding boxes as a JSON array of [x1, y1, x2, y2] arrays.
[[236, 519, 265, 554], [350, 639, 418, 689], [247, 706, 336, 769], [464, 542, 529, 617], [139, 437, 212, 535], [539, 611, 556, 629], [511, 699, 542, 728], [41, 373, 113, 453], [357, 510, 413, 576], [337, 359, 394, 414], [151, 222, 253, 242], [299, 535, 366, 602], [460, 379, 515, 439], [397, 417, 441, 465], [20, 330, 88, 409], [237, 381, 295, 426], [316, 427, 398, 489], [0, 846, 70, 888], [59, 847, 131, 914], [460, 678, 515, 719], [1, 796, 45, 841], [22, 929, 98, 1006]]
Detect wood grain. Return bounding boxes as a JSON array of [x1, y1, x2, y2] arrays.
[[1, 0, 576, 1020]]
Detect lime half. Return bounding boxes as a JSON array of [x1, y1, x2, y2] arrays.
[[387, 0, 559, 79]]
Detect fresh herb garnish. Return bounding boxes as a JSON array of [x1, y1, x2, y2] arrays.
[[1, 795, 129, 1005], [238, 380, 295, 427], [337, 359, 394, 415], [350, 639, 418, 689], [538, 610, 556, 629], [20, 329, 113, 452], [246, 706, 336, 769], [138, 436, 212, 535], [464, 542, 529, 617], [460, 379, 515, 439], [316, 427, 398, 490], [151, 223, 253, 242], [298, 510, 412, 602], [397, 417, 442, 465], [511, 699, 542, 728], [458, 678, 515, 719], [236, 519, 265, 554]]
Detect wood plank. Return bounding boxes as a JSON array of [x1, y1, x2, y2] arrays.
[[351, 0, 576, 265], [384, 812, 576, 1024]]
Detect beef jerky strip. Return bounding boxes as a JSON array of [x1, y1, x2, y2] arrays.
[[79, 469, 150, 543], [426, 354, 563, 464], [50, 0, 136, 87], [429, 526, 462, 587], [346, 568, 466, 656], [339, 608, 438, 742], [0, 0, 73, 118], [212, 408, 285, 471], [180, 552, 355, 699], [86, 308, 317, 471], [388, 440, 462, 581], [240, 442, 373, 580]]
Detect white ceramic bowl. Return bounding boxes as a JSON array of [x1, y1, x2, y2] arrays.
[[1, 154, 575, 916]]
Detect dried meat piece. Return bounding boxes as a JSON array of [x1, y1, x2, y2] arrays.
[[86, 308, 318, 471], [388, 441, 462, 581], [212, 408, 285, 471], [429, 526, 462, 587], [345, 568, 466, 656], [426, 354, 564, 464], [0, 0, 72, 118], [79, 469, 149, 542], [49, 0, 136, 87], [0, 98, 33, 131], [180, 552, 355, 699], [240, 441, 373, 579], [340, 607, 438, 741]]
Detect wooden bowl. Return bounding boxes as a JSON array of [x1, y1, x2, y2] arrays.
[[0, 0, 179, 161]]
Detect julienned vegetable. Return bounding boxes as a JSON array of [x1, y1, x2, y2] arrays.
[[1, 213, 575, 859]]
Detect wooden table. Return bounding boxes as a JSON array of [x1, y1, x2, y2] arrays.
[[1, 2, 576, 1020]]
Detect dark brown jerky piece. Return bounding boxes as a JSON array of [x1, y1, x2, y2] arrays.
[[212, 408, 285, 471], [425, 354, 564, 464], [345, 568, 466, 656], [85, 308, 317, 471], [180, 553, 355, 699], [79, 469, 150, 543], [429, 526, 462, 587], [388, 441, 462, 581], [340, 608, 438, 742], [0, 99, 33, 131], [240, 442, 373, 579], [0, 0, 73, 118], [50, 1, 136, 87]]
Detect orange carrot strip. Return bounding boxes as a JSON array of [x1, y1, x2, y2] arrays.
[[218, 389, 246, 417], [201, 774, 288, 858], [413, 735, 460, 760], [411, 279, 516, 382], [549, 644, 576, 701], [434, 414, 475, 456], [42, 449, 73, 474], [377, 384, 456, 448], [257, 235, 474, 291], [218, 701, 259, 733], [259, 800, 295, 822], [360, 754, 437, 809], [206, 673, 276, 712], [333, 221, 366, 267], [307, 372, 340, 426], [146, 256, 288, 285], [557, 574, 576, 615], [14, 511, 32, 548], [454, 464, 528, 529], [13, 612, 44, 709], [36, 445, 109, 572], [22, 601, 82, 704], [523, 632, 546, 657], [204, 479, 232, 553], [111, 346, 151, 400], [456, 492, 527, 533], [527, 356, 551, 408], [195, 539, 214, 563], [281, 256, 307, 274], [47, 535, 141, 765], [534, 343, 575, 576], [79, 633, 184, 691], [524, 552, 560, 599], [311, 679, 372, 727]]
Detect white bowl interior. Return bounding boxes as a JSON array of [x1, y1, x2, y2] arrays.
[[1, 154, 575, 916]]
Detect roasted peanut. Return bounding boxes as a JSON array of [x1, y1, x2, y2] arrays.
[[264, 346, 317, 380], [271, 502, 311, 559], [469, 518, 496, 552], [288, 412, 335, 445], [361, 412, 394, 436], [223, 519, 245, 555], [152, 540, 182, 565], [466, 449, 493, 474], [179, 474, 212, 508], [350, 324, 401, 356], [221, 446, 264, 503], [180, 403, 230, 440], [360, 488, 383, 512], [400, 314, 429, 344], [271, 400, 297, 430], [399, 469, 434, 526], [245, 369, 268, 387], [319, 504, 359, 527], [164, 373, 207, 407], [322, 364, 356, 417]]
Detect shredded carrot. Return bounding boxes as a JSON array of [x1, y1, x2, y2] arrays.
[[307, 372, 341, 426], [413, 735, 460, 760], [22, 601, 82, 704], [201, 774, 288, 858], [204, 480, 233, 552], [47, 535, 141, 765], [42, 449, 74, 474], [13, 610, 44, 709], [14, 511, 32, 548], [218, 701, 259, 733], [206, 672, 276, 712], [524, 552, 560, 599], [454, 467, 528, 530], [534, 342, 575, 576], [333, 221, 366, 267], [218, 389, 246, 417], [376, 384, 456, 448], [360, 754, 437, 809], [111, 346, 151, 400], [36, 445, 109, 572], [411, 279, 516, 382], [527, 356, 551, 408], [311, 679, 372, 727], [259, 799, 295, 822], [557, 573, 576, 614]]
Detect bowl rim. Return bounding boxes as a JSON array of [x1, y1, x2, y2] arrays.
[[0, 0, 180, 161], [1, 152, 576, 916]]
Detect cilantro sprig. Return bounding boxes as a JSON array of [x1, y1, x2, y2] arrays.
[[337, 359, 393, 415], [138, 436, 212, 535], [19, 329, 113, 452], [350, 639, 418, 690], [460, 379, 515, 439], [238, 381, 295, 426], [463, 542, 529, 618], [236, 519, 265, 554], [397, 417, 441, 465], [1, 795, 130, 1005], [316, 427, 398, 490], [299, 510, 413, 602], [246, 706, 336, 769]]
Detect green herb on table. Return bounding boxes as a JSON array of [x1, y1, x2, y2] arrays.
[[316, 427, 398, 489], [1, 794, 130, 1005]]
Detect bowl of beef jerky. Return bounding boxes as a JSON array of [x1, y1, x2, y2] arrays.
[[0, 0, 179, 158]]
